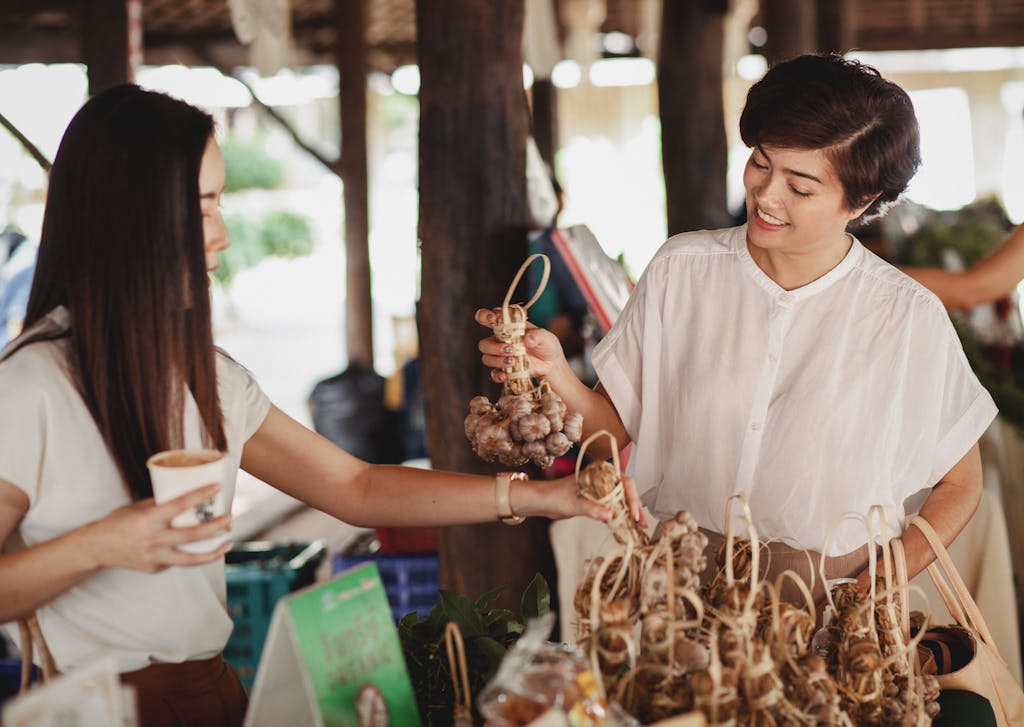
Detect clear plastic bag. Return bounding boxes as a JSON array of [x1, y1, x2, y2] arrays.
[[478, 614, 639, 727]]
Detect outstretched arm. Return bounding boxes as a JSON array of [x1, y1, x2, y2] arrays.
[[240, 405, 642, 528], [901, 224, 1024, 309]]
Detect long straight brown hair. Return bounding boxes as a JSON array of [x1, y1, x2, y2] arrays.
[[22, 85, 226, 500]]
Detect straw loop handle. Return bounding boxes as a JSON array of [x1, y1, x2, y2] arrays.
[[501, 253, 551, 316], [575, 429, 621, 480], [444, 622, 473, 724]]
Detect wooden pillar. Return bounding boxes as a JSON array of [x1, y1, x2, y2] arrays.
[[761, 0, 818, 66], [531, 78, 558, 170], [658, 1, 731, 236], [335, 0, 373, 368], [816, 0, 853, 55], [80, 0, 139, 96], [418, 0, 559, 620]]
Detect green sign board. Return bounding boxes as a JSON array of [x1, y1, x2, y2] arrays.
[[244, 561, 421, 727], [286, 562, 421, 726]]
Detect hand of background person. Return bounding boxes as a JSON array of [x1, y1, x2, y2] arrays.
[[85, 484, 231, 573], [475, 308, 567, 382]]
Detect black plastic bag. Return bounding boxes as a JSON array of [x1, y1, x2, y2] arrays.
[[308, 363, 404, 464]]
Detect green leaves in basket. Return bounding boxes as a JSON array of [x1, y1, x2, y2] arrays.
[[521, 572, 551, 621], [397, 574, 550, 727]]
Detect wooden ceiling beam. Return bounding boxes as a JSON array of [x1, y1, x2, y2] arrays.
[[0, 31, 79, 65], [855, 28, 1024, 51]]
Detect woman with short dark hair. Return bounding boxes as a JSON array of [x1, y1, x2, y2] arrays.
[[0, 85, 626, 726], [481, 53, 995, 602]]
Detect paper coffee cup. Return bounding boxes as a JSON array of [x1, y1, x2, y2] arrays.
[[146, 448, 229, 554]]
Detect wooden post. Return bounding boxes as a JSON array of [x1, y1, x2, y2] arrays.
[[817, 0, 853, 54], [79, 0, 138, 96], [658, 1, 731, 236], [417, 0, 559, 621], [531, 78, 559, 170], [761, 0, 818, 66], [335, 0, 373, 368]]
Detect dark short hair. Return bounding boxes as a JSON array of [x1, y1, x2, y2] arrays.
[[739, 53, 921, 221]]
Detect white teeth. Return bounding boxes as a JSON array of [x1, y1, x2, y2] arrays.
[[757, 207, 786, 225]]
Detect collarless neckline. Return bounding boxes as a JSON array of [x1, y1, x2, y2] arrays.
[[737, 224, 863, 306]]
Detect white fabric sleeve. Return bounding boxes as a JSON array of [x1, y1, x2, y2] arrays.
[[591, 258, 663, 441], [926, 312, 998, 484], [0, 367, 46, 503], [217, 353, 272, 441]]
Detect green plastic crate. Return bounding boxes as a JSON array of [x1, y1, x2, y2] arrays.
[[223, 540, 325, 690]]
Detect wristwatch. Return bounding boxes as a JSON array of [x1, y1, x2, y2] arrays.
[[495, 472, 528, 525]]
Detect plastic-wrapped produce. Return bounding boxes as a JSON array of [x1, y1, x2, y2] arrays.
[[466, 254, 583, 468], [478, 614, 640, 727]]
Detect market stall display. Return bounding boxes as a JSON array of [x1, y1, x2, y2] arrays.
[[465, 254, 583, 468], [568, 442, 944, 726]]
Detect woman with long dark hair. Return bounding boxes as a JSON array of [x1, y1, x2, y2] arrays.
[[0, 85, 628, 725]]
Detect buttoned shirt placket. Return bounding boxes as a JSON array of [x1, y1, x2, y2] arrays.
[[733, 289, 795, 497]]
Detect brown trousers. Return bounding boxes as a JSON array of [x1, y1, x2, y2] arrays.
[[698, 527, 875, 605], [120, 655, 247, 727]]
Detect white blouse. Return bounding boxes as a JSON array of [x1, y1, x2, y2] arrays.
[[593, 225, 997, 555], [0, 307, 271, 671]]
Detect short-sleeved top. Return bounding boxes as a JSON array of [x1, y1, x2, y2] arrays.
[[0, 307, 271, 672], [592, 225, 997, 555]]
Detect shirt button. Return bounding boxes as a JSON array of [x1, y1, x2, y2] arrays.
[[779, 293, 794, 305], [751, 422, 761, 431], [768, 354, 777, 364]]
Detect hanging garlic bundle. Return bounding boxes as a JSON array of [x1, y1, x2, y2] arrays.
[[465, 253, 583, 467]]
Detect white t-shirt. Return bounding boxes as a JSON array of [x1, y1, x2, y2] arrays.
[[593, 225, 997, 555], [0, 307, 271, 672]]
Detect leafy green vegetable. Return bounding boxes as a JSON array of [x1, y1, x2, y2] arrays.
[[398, 574, 551, 726]]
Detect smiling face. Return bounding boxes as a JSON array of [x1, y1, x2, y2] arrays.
[[743, 145, 873, 265], [198, 137, 228, 273]]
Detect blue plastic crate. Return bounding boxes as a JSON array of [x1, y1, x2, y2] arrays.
[[224, 541, 325, 690], [0, 660, 37, 707], [332, 552, 440, 621]]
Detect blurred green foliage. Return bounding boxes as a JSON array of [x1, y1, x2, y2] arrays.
[[221, 137, 286, 192], [893, 197, 1011, 269], [893, 198, 1024, 429], [398, 574, 550, 726], [214, 211, 315, 286]]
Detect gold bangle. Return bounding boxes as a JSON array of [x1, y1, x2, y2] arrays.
[[495, 472, 527, 525]]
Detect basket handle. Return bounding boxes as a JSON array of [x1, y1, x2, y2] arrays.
[[18, 613, 58, 694], [911, 514, 1000, 653], [575, 429, 621, 481], [444, 622, 472, 723], [723, 494, 760, 593], [501, 253, 551, 317]]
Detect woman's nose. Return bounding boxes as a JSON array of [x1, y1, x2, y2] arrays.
[[754, 172, 783, 204], [209, 218, 230, 252]]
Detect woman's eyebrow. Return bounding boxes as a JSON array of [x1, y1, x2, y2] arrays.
[[785, 168, 823, 184], [757, 145, 823, 184]]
